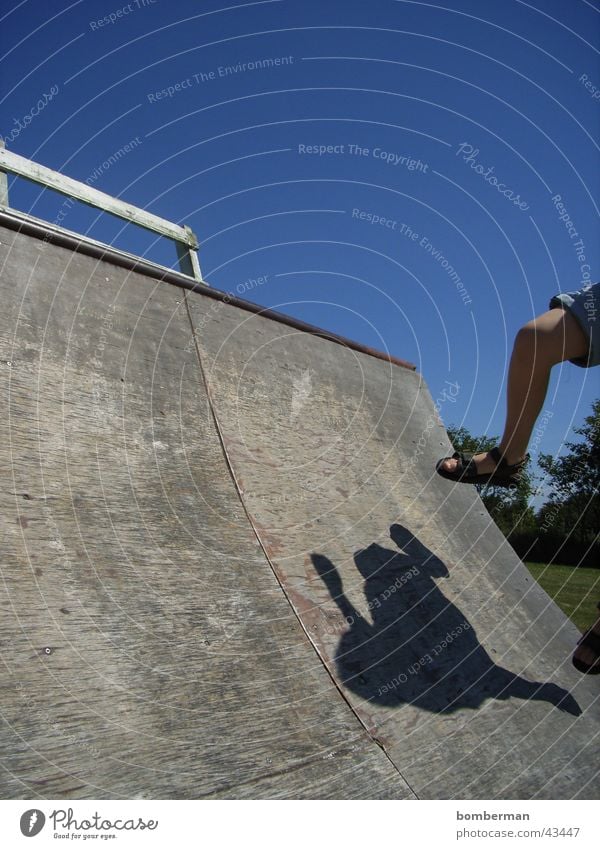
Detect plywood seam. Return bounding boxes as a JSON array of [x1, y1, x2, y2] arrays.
[[182, 292, 419, 800]]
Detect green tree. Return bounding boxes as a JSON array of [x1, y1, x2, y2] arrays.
[[446, 425, 536, 538], [538, 399, 600, 549]]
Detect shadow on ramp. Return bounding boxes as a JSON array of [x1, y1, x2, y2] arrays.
[[312, 524, 580, 716]]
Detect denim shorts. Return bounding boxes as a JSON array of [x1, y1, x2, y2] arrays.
[[549, 282, 600, 368]]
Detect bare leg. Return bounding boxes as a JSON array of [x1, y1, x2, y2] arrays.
[[441, 307, 596, 670], [573, 606, 600, 671], [441, 308, 589, 474]]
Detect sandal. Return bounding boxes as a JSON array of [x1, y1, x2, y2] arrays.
[[435, 446, 527, 488], [572, 602, 600, 675]]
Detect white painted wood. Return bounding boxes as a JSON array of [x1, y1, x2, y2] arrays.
[[0, 145, 197, 247], [0, 140, 8, 207], [176, 226, 204, 282]]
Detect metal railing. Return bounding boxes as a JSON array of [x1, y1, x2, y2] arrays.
[[0, 139, 204, 282]]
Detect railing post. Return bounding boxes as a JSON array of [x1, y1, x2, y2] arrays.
[[0, 140, 8, 207], [0, 146, 206, 281], [176, 225, 205, 283]]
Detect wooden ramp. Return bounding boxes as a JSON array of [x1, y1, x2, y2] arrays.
[[0, 215, 598, 800]]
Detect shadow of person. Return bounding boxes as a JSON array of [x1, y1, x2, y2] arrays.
[[311, 523, 580, 716]]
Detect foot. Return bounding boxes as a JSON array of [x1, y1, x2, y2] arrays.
[[439, 449, 525, 476], [573, 608, 600, 673]]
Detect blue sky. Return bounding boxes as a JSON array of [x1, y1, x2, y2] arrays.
[[2, 0, 599, 484]]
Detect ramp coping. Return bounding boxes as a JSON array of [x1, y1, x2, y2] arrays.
[[0, 207, 416, 372]]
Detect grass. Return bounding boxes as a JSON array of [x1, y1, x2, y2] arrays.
[[525, 562, 600, 633]]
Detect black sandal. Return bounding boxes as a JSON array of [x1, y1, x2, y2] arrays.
[[572, 602, 600, 675], [435, 446, 527, 488]]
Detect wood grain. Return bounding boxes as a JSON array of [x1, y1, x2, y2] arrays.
[[0, 225, 408, 800]]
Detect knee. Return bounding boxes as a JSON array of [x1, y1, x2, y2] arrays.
[[513, 320, 557, 365], [513, 321, 538, 357]]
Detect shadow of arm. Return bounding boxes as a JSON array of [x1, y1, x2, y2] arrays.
[[311, 553, 359, 622]]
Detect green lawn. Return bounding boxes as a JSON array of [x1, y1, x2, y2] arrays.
[[525, 562, 600, 633]]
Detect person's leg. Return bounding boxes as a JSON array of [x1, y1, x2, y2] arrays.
[[441, 307, 589, 474], [573, 603, 600, 673]]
